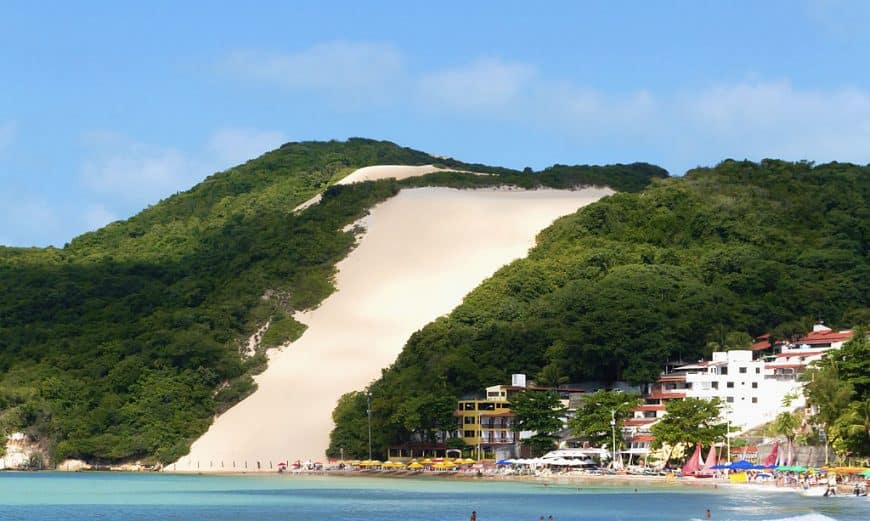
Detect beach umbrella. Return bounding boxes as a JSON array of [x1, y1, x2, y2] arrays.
[[710, 464, 729, 470], [727, 460, 755, 470], [420, 458, 433, 465], [860, 470, 870, 477], [495, 459, 510, 465], [408, 462, 423, 470]]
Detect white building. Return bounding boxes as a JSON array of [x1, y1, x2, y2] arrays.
[[680, 350, 804, 432]]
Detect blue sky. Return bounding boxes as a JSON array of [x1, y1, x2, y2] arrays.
[[2, 0, 870, 247]]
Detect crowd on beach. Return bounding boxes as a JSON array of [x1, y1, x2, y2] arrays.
[[269, 457, 870, 500]]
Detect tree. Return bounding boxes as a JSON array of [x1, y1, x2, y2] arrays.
[[802, 330, 869, 459], [392, 393, 456, 443], [773, 411, 801, 466], [651, 398, 728, 464], [510, 390, 566, 456], [536, 364, 568, 390], [568, 390, 641, 449]]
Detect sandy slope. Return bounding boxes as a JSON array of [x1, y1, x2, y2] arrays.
[[172, 186, 612, 472]]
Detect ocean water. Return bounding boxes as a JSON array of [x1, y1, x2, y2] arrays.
[[0, 472, 866, 521]]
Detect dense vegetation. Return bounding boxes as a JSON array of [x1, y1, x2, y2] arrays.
[[0, 138, 664, 465], [804, 332, 870, 459], [329, 159, 869, 459]]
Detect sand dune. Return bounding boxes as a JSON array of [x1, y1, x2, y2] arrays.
[[172, 185, 612, 472]]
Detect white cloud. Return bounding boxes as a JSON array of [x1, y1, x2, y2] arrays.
[[684, 80, 870, 163], [0, 196, 60, 247], [84, 203, 119, 230], [223, 41, 404, 105], [81, 135, 204, 204], [208, 127, 287, 168], [420, 58, 536, 112]]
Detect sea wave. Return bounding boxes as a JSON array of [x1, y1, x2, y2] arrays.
[[688, 514, 838, 521]]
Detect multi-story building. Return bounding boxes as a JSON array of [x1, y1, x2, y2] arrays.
[[455, 374, 585, 459], [681, 350, 803, 432]]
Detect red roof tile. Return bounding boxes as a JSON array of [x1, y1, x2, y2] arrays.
[[797, 330, 853, 345], [631, 435, 654, 443]]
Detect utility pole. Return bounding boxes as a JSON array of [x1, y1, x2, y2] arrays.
[[726, 418, 731, 461], [477, 412, 481, 461], [367, 392, 373, 461], [610, 409, 617, 470]]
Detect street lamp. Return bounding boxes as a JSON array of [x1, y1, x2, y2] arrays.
[[610, 409, 617, 470], [366, 392, 373, 461]]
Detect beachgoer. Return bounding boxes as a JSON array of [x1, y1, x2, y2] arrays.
[[470, 511, 477, 521], [705, 508, 711, 519]]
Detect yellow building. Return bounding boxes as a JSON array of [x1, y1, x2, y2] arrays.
[[456, 384, 519, 459]]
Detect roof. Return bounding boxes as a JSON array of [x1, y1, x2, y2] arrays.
[[658, 374, 686, 382], [776, 350, 828, 359], [674, 360, 726, 371], [797, 329, 853, 345], [752, 340, 777, 351], [630, 435, 654, 443], [498, 385, 587, 393]]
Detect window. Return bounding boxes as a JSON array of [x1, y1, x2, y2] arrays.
[[751, 382, 758, 389], [463, 402, 476, 411], [739, 367, 747, 374], [751, 397, 758, 404], [711, 381, 719, 390], [478, 402, 495, 411], [755, 367, 761, 374], [726, 397, 734, 403], [487, 391, 499, 397], [726, 381, 734, 389], [464, 416, 476, 425], [720, 367, 728, 375], [463, 430, 475, 438]]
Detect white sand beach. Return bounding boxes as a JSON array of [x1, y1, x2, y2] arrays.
[[172, 176, 611, 472]]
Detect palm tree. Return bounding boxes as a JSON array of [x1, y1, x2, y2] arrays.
[[773, 411, 801, 466], [536, 364, 568, 392]]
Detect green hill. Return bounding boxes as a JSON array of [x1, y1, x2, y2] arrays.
[[328, 159, 870, 459], [0, 138, 665, 464]]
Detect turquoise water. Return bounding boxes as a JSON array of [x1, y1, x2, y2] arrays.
[[0, 472, 866, 521]]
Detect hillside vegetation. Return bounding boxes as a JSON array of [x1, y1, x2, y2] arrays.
[[328, 159, 870, 459], [0, 138, 665, 464]]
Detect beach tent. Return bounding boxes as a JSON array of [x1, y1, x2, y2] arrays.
[[495, 460, 510, 465]]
